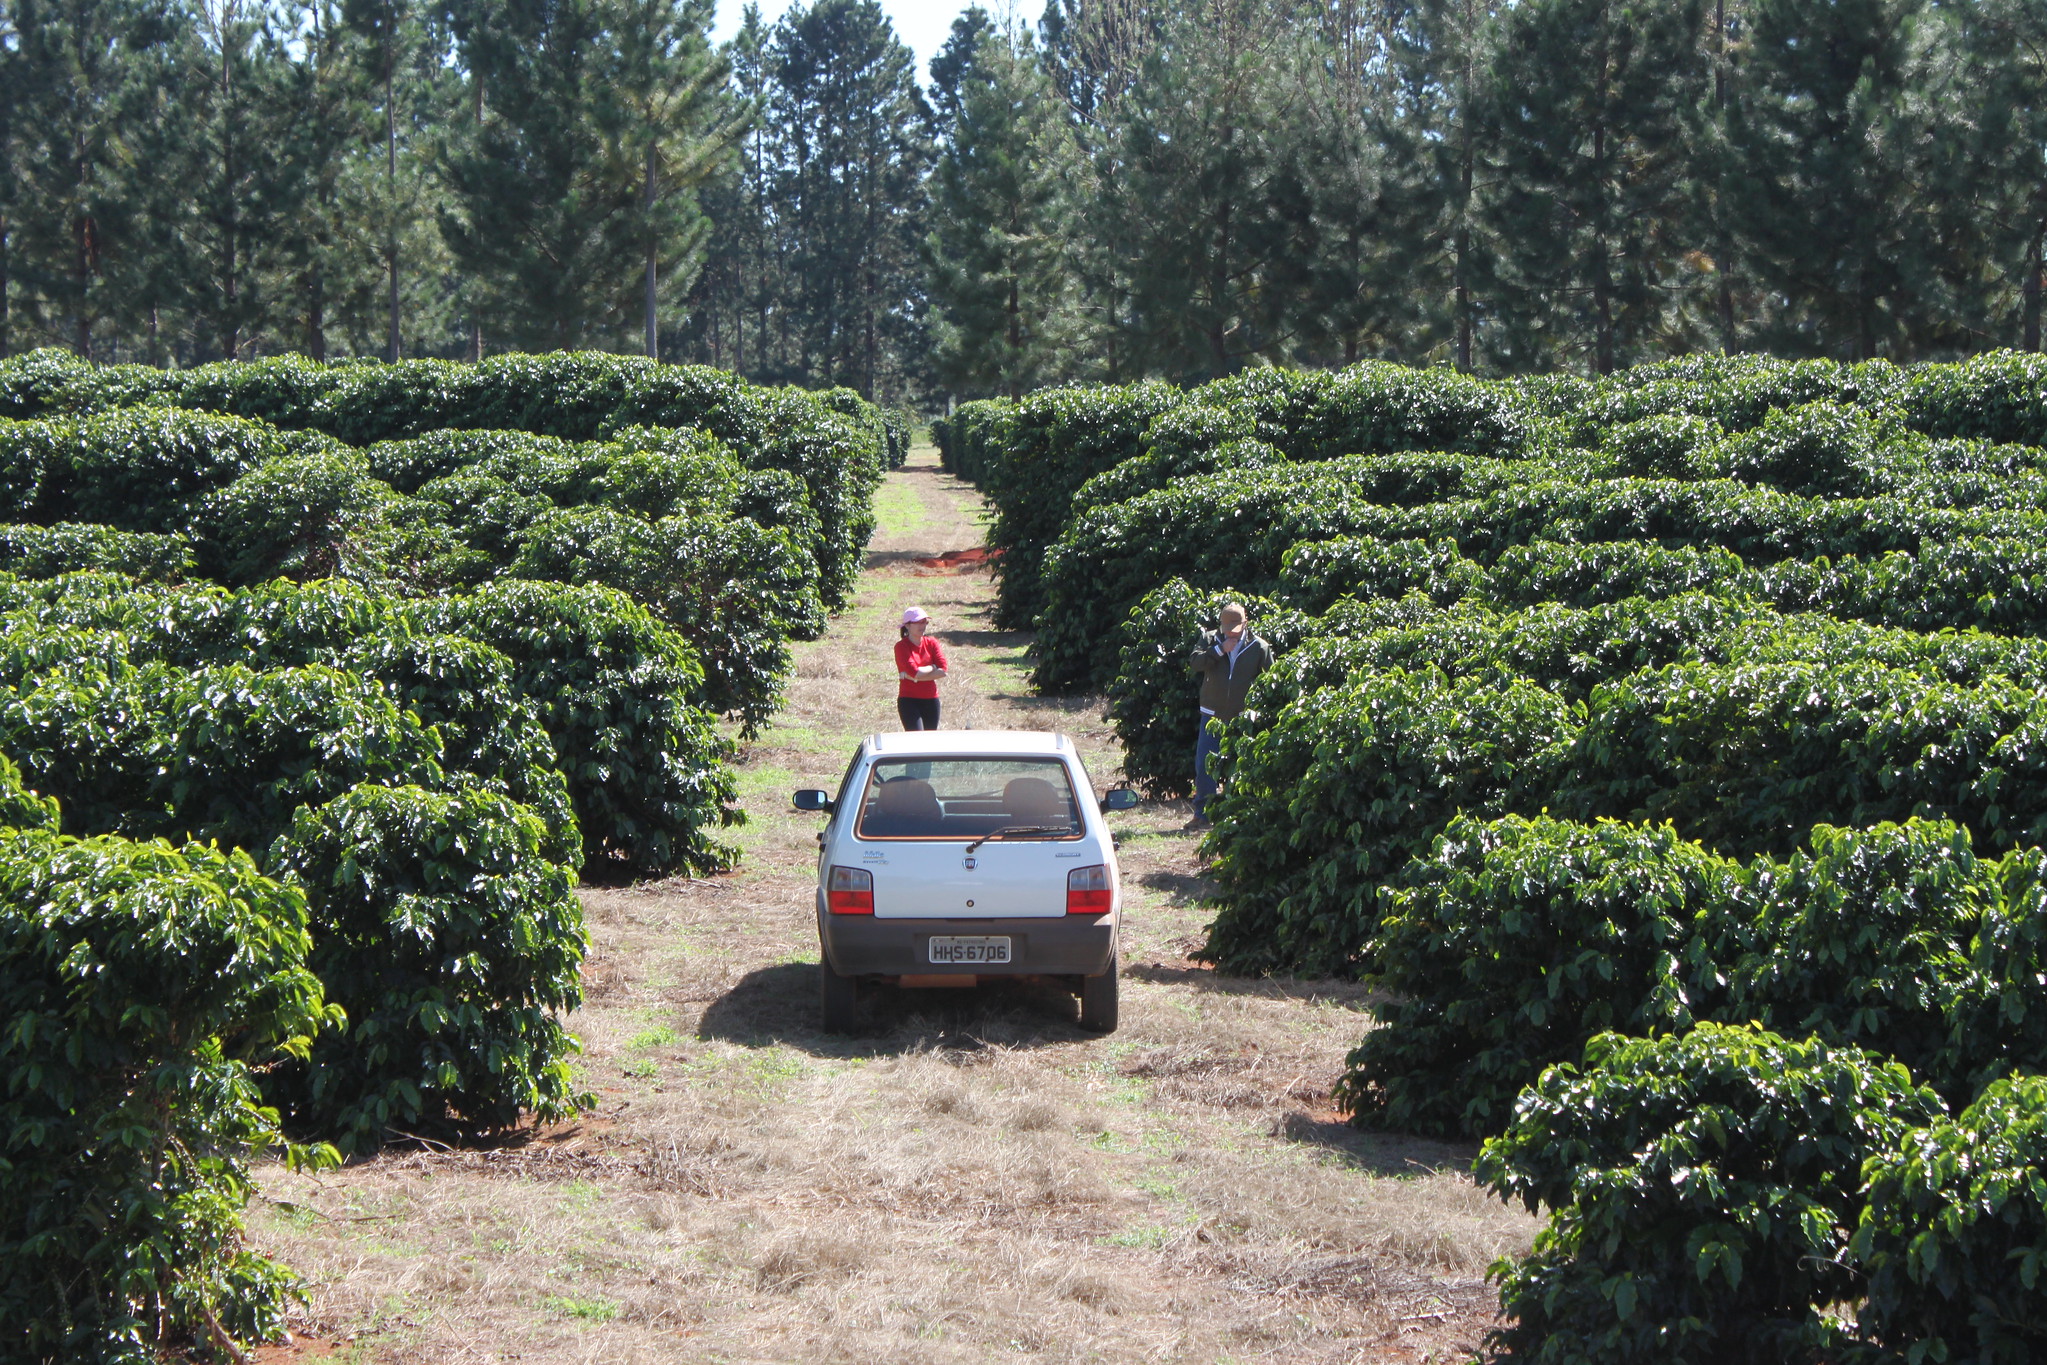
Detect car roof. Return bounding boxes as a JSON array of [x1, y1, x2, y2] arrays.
[[863, 729, 1074, 757]]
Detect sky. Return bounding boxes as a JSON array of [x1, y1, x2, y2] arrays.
[[711, 0, 990, 78]]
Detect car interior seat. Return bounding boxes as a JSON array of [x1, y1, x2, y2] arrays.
[[869, 777, 943, 835], [1002, 776, 1071, 828]]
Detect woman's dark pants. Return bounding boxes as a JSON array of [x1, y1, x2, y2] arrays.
[[898, 697, 941, 730]]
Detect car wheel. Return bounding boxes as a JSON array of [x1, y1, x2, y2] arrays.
[[820, 958, 859, 1033], [1079, 956, 1119, 1033]]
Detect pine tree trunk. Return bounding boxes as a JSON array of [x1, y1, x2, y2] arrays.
[[2025, 215, 2044, 353], [645, 144, 660, 358], [470, 322, 483, 362], [386, 68, 401, 363], [308, 271, 327, 362], [73, 212, 93, 360], [1713, 0, 1737, 352], [1454, 100, 1474, 373], [1006, 274, 1021, 401], [1211, 191, 1233, 376], [221, 33, 240, 364], [1591, 35, 1613, 378]]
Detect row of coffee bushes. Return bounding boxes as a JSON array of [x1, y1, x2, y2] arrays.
[[0, 572, 736, 877], [935, 352, 2047, 639], [0, 347, 887, 612], [1340, 814, 2036, 1139], [1041, 456, 2047, 693], [0, 350, 889, 1359], [1435, 810, 2047, 1355], [0, 575, 705, 1134], [1476, 1023, 2047, 1360], [0, 406, 844, 729], [930, 363, 1532, 629], [957, 353, 2047, 1358], [1201, 625, 2047, 976], [1115, 584, 2047, 794]]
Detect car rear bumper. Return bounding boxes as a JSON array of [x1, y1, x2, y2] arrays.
[[818, 902, 1117, 978]]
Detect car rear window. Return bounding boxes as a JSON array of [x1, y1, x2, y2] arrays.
[[855, 757, 1081, 840]]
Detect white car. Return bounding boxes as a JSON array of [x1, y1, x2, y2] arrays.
[[793, 730, 1139, 1034]]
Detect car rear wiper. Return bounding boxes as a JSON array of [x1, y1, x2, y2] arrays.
[[963, 824, 1072, 854]]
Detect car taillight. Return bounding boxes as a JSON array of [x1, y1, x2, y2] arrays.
[[827, 865, 873, 914], [1067, 864, 1112, 914]]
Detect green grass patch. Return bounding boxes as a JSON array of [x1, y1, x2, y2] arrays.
[[1097, 1224, 1175, 1249], [540, 1295, 620, 1322], [872, 477, 928, 537], [628, 1026, 682, 1050]]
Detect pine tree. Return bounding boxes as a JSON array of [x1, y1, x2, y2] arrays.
[[0, 12, 18, 358], [1480, 0, 1708, 374], [341, 0, 417, 359], [1365, 0, 1508, 371], [1088, 0, 1305, 380], [1266, 2, 1418, 367], [1938, 0, 2047, 350], [927, 6, 994, 143], [271, 0, 370, 361], [769, 0, 931, 400], [676, 4, 770, 371], [438, 0, 643, 350], [925, 22, 1085, 399], [175, 0, 314, 359], [9, 0, 176, 357], [613, 0, 745, 357], [1724, 0, 1935, 359]]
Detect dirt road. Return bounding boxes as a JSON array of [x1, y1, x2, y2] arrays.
[[251, 447, 1534, 1364]]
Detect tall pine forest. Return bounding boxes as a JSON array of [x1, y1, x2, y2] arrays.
[[3, 0, 2044, 402]]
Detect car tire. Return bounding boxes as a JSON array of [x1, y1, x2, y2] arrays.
[[1079, 956, 1119, 1033], [820, 958, 859, 1033]]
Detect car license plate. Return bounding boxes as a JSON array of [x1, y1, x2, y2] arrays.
[[928, 935, 1011, 965]]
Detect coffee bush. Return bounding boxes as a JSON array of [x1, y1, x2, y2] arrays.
[[1476, 1025, 1945, 1365], [984, 381, 1181, 628], [1341, 816, 1732, 1139], [418, 579, 739, 876], [1723, 820, 1989, 1096], [0, 522, 194, 581], [506, 503, 817, 730], [0, 829, 336, 1361], [268, 783, 588, 1152], [1857, 1073, 2047, 1362], [1200, 669, 1578, 975]]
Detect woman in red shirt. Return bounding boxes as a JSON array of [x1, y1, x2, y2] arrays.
[[894, 606, 948, 729]]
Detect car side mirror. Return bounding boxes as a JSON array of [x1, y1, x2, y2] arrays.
[[1100, 788, 1140, 812], [792, 789, 834, 813]]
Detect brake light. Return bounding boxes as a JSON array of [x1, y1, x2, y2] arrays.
[[827, 865, 873, 914], [1066, 864, 1112, 914]]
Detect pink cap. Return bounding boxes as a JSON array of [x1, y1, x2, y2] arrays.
[[901, 607, 929, 624]]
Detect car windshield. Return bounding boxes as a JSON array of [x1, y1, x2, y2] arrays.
[[855, 757, 1081, 841]]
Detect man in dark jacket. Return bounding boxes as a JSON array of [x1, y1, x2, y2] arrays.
[[1187, 602, 1272, 827]]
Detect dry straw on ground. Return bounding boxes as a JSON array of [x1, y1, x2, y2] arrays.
[[249, 449, 1534, 1364]]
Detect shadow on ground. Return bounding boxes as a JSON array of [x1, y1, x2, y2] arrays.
[[1123, 961, 1380, 1007], [1135, 867, 1213, 906], [697, 961, 1096, 1057], [1276, 1110, 1483, 1181]]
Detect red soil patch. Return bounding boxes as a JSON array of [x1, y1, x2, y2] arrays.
[[912, 546, 1001, 573]]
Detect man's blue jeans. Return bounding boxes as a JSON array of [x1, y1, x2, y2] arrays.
[[1194, 717, 1223, 817]]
